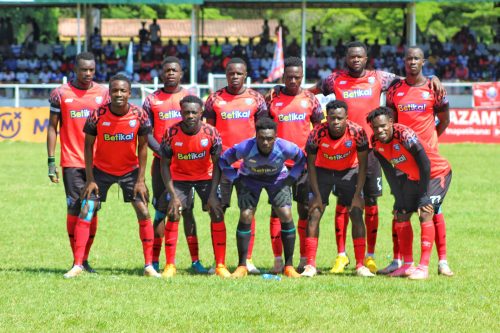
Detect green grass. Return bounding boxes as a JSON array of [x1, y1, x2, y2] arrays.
[[0, 142, 499, 332]]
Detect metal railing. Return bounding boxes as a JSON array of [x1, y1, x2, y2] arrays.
[[0, 78, 475, 108]]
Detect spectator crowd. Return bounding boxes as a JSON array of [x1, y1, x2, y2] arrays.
[[0, 21, 499, 85]]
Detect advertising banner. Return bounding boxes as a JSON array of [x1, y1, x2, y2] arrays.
[[0, 107, 49, 143], [440, 108, 500, 143], [473, 82, 500, 108]]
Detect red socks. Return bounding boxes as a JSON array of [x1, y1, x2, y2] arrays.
[[305, 237, 318, 267], [73, 218, 90, 266], [164, 220, 179, 265], [138, 218, 154, 266], [83, 215, 98, 261], [270, 217, 282, 257], [66, 214, 78, 255], [186, 235, 199, 262], [433, 213, 447, 261], [395, 221, 414, 264], [365, 205, 379, 254], [297, 219, 308, 258], [247, 217, 256, 259], [335, 204, 349, 253], [152, 237, 162, 263], [353, 237, 366, 268], [392, 217, 401, 260], [211, 221, 227, 265], [420, 221, 435, 267]]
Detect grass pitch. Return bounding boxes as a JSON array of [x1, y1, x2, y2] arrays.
[[0, 142, 499, 332]]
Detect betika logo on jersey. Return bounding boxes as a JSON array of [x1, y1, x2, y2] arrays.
[[398, 103, 426, 112], [177, 151, 206, 160], [323, 150, 351, 160], [220, 110, 250, 120], [159, 110, 181, 120], [391, 154, 407, 165], [103, 132, 134, 141], [69, 109, 91, 119], [278, 113, 306, 122], [342, 88, 372, 99]]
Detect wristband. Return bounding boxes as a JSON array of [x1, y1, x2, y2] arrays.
[[48, 156, 56, 164]]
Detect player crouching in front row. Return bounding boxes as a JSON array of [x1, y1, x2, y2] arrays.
[[159, 95, 231, 278], [367, 107, 452, 280], [64, 74, 159, 278], [302, 100, 374, 278], [218, 117, 306, 278]]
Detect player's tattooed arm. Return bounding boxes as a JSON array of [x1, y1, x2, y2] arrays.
[[134, 135, 150, 204]]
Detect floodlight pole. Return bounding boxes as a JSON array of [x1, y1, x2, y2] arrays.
[[190, 5, 199, 85], [406, 2, 416, 46], [301, 0, 307, 83]]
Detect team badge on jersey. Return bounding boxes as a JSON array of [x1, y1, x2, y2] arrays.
[[245, 98, 254, 105], [345, 140, 353, 148], [95, 96, 103, 104], [378, 147, 384, 152], [301, 100, 308, 108], [422, 91, 430, 99], [129, 119, 137, 128], [368, 77, 376, 84], [393, 144, 400, 150], [200, 138, 209, 147], [339, 81, 347, 85]]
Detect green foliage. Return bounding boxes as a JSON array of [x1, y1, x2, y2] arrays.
[[0, 7, 60, 42]]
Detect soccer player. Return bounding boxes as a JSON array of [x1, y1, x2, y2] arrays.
[[310, 41, 443, 274], [367, 107, 452, 280], [218, 117, 306, 278], [63, 74, 159, 278], [203, 57, 268, 274], [143, 56, 207, 274], [159, 95, 231, 278], [384, 46, 453, 276], [265, 56, 324, 273], [302, 100, 374, 277], [47, 52, 108, 273]]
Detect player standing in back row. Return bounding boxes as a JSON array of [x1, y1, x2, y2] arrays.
[[310, 41, 443, 274], [143, 56, 208, 274], [203, 57, 268, 274], [385, 46, 453, 276], [47, 52, 108, 273], [265, 57, 323, 273]]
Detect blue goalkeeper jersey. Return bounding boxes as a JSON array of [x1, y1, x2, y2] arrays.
[[219, 137, 305, 183]]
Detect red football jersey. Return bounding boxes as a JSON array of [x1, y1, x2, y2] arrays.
[[160, 123, 222, 181], [49, 81, 109, 168], [203, 87, 268, 152], [307, 120, 368, 171], [267, 86, 324, 151], [320, 70, 396, 145], [371, 123, 450, 181], [142, 88, 190, 157], [84, 103, 151, 176], [386, 78, 448, 150]]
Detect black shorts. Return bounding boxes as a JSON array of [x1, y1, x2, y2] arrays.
[[429, 171, 452, 213], [364, 150, 383, 198], [219, 172, 234, 208], [167, 180, 212, 211], [151, 156, 166, 210], [316, 167, 358, 206], [91, 167, 142, 203], [62, 167, 86, 211], [392, 176, 433, 214], [292, 169, 310, 204], [237, 176, 292, 210]]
